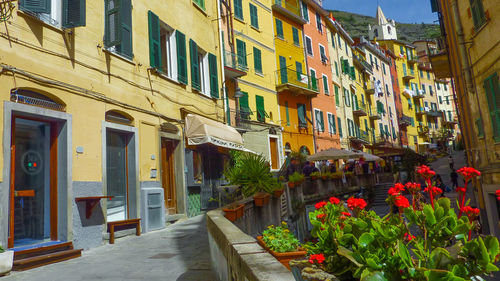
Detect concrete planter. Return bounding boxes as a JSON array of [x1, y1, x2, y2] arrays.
[[0, 251, 14, 276], [257, 236, 307, 271]]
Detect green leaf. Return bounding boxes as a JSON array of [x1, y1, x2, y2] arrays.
[[424, 204, 437, 226], [486, 263, 499, 272], [354, 220, 368, 230], [337, 245, 362, 267], [451, 264, 468, 278], [359, 233, 375, 247], [435, 206, 444, 220], [430, 247, 453, 269], [340, 233, 355, 246], [478, 236, 491, 264], [437, 197, 451, 213], [398, 242, 412, 267], [366, 258, 382, 269], [360, 270, 389, 281], [484, 236, 500, 261]]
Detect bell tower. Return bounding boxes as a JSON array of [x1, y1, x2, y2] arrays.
[[368, 6, 397, 41]]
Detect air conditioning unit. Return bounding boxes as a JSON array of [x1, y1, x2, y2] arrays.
[[141, 187, 165, 233]]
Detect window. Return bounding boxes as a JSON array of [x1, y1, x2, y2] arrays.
[[301, 1, 309, 21], [20, 0, 86, 29], [383, 63, 386, 75], [345, 43, 349, 56], [305, 36, 313, 56], [322, 75, 329, 94], [239, 92, 251, 119], [439, 96, 443, 104], [330, 32, 335, 48], [292, 27, 300, 46], [335, 62, 339, 76], [285, 101, 290, 126], [421, 84, 426, 94], [337, 116, 343, 137], [310, 68, 317, 90], [437, 83, 441, 90], [256, 95, 267, 122], [253, 47, 262, 74], [105, 0, 132, 58], [483, 73, 500, 139], [402, 63, 407, 76], [189, 39, 211, 96], [400, 45, 404, 56], [444, 83, 448, 91], [295, 61, 302, 75], [385, 84, 390, 95], [427, 71, 430, 79], [316, 12, 322, 32], [236, 39, 247, 68], [419, 69, 423, 77], [476, 118, 484, 137], [297, 103, 307, 127], [375, 58, 379, 70], [429, 85, 433, 96], [148, 11, 178, 80], [469, 0, 486, 30], [374, 28, 378, 38], [276, 19, 284, 39], [193, 0, 205, 10], [424, 101, 429, 108], [327, 113, 336, 134], [319, 45, 327, 63], [334, 85, 340, 105], [446, 96, 450, 105], [234, 0, 243, 20], [337, 34, 342, 49], [175, 31, 188, 84], [344, 87, 350, 107], [249, 3, 258, 28], [314, 109, 324, 132]]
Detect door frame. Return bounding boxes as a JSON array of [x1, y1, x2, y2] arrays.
[[161, 138, 177, 214], [159, 130, 185, 217], [2, 101, 72, 249]]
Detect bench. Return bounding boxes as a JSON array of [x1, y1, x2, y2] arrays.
[[107, 219, 141, 244]]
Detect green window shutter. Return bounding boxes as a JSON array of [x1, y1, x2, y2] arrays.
[[364, 119, 368, 131], [331, 114, 336, 134], [301, 0, 309, 21], [470, 0, 486, 29], [292, 27, 300, 46], [350, 66, 355, 80], [297, 103, 306, 126], [189, 39, 201, 91], [484, 73, 500, 140], [148, 11, 161, 69], [335, 62, 338, 76], [250, 4, 258, 28], [320, 111, 325, 132], [194, 0, 205, 10], [236, 39, 247, 68], [63, 0, 86, 28], [120, 0, 133, 58], [253, 47, 262, 74], [240, 92, 250, 119], [104, 0, 121, 48], [234, 0, 243, 20], [208, 53, 219, 98], [276, 19, 284, 39], [335, 85, 339, 105], [310, 69, 317, 90], [285, 101, 290, 126], [337, 117, 343, 137], [384, 125, 389, 136], [379, 123, 384, 136], [256, 95, 266, 122], [20, 0, 51, 13], [176, 31, 188, 84], [476, 118, 484, 137], [323, 76, 329, 94], [279, 56, 287, 84]]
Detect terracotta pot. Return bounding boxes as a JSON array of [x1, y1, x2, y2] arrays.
[[223, 204, 244, 222], [321, 176, 328, 180], [253, 193, 271, 207], [273, 189, 284, 198], [311, 176, 317, 180], [288, 182, 295, 188], [235, 204, 245, 219], [256, 236, 307, 271]]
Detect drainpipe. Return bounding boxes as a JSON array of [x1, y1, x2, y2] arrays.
[[217, 0, 228, 124]]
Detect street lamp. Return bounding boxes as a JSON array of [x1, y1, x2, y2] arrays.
[[234, 86, 243, 127]]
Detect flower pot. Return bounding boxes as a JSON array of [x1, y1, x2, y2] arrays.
[[235, 204, 245, 219], [257, 236, 307, 270], [253, 193, 271, 207], [311, 176, 317, 180], [273, 189, 284, 198], [288, 182, 295, 188], [321, 176, 328, 180], [223, 204, 244, 222], [0, 251, 14, 276]]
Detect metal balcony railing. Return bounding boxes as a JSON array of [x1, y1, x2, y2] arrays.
[[353, 55, 373, 73], [426, 110, 442, 118], [353, 102, 368, 116], [223, 50, 248, 72], [273, 0, 301, 17], [369, 107, 382, 120], [276, 67, 319, 93]]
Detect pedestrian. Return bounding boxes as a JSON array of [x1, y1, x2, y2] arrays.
[[286, 158, 298, 180], [329, 161, 337, 173], [448, 155, 454, 170], [320, 160, 329, 173], [450, 169, 459, 189]]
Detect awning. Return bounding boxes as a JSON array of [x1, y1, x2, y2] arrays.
[[349, 151, 382, 162], [307, 148, 363, 161], [185, 114, 246, 151]]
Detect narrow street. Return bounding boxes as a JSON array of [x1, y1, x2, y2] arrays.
[[3, 216, 215, 281]]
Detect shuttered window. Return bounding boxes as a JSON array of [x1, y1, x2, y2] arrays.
[[484, 72, 500, 141], [301, 1, 308, 21], [439, 96, 443, 104], [62, 0, 86, 28], [148, 11, 161, 69], [379, 123, 384, 136], [189, 39, 201, 91], [250, 4, 258, 28], [105, 0, 132, 58], [292, 27, 300, 46], [476, 118, 484, 137], [328, 113, 336, 134], [176, 31, 188, 84], [255, 95, 266, 122], [297, 103, 307, 127], [240, 92, 251, 120], [337, 117, 343, 137], [350, 66, 355, 80], [335, 85, 339, 105], [285, 101, 290, 126], [20, 0, 51, 13], [305, 37, 313, 56], [316, 12, 322, 32], [335, 62, 339, 76], [208, 53, 219, 98], [276, 19, 284, 39], [469, 0, 486, 30], [193, 0, 205, 10], [234, 0, 243, 20], [253, 47, 262, 74], [322, 75, 329, 94], [236, 39, 247, 68], [310, 69, 317, 91]]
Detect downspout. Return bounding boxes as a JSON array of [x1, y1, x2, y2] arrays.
[[217, 0, 228, 124]]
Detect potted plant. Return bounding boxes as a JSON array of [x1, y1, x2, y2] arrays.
[[257, 222, 306, 270], [321, 172, 331, 180], [0, 244, 13, 276], [329, 172, 342, 180], [253, 192, 271, 207], [222, 203, 245, 222], [310, 171, 321, 180], [288, 172, 304, 189], [273, 183, 285, 198]]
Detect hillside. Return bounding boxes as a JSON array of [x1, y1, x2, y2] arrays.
[[329, 10, 441, 43]]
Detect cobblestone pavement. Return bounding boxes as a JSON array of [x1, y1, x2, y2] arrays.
[[3, 215, 215, 281]]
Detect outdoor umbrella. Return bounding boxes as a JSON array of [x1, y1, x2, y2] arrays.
[[348, 151, 382, 162], [307, 148, 363, 161]]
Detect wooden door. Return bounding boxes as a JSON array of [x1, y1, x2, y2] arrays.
[[269, 138, 279, 170], [161, 139, 177, 215]]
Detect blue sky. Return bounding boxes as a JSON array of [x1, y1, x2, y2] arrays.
[[323, 0, 439, 24]]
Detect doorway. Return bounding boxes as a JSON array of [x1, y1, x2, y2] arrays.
[[161, 138, 177, 215], [9, 117, 57, 248]]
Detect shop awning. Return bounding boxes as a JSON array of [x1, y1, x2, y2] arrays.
[[307, 148, 363, 161], [185, 114, 246, 151]]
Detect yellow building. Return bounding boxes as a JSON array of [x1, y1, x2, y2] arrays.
[[0, 0, 228, 249], [219, 0, 284, 170], [351, 47, 372, 149], [432, 0, 500, 238], [272, 0, 317, 156]]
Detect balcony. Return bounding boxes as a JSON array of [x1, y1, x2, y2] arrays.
[[407, 55, 418, 64], [369, 107, 382, 120], [415, 106, 426, 116], [353, 55, 373, 74], [413, 90, 425, 99], [353, 102, 368, 116], [276, 67, 319, 97], [350, 130, 370, 144], [402, 72, 415, 81], [443, 117, 459, 126], [272, 0, 305, 24], [426, 110, 442, 118], [364, 81, 375, 95], [418, 125, 429, 135], [402, 88, 414, 98], [429, 37, 452, 79], [223, 50, 247, 79], [399, 115, 412, 127]]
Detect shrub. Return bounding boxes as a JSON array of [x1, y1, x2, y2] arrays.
[[262, 222, 300, 253], [289, 172, 305, 184]]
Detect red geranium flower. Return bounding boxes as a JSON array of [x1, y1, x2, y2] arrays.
[[309, 253, 325, 264], [457, 167, 481, 181], [462, 206, 480, 219], [388, 187, 401, 196], [496, 190, 500, 201], [341, 212, 351, 217], [405, 182, 421, 194], [424, 186, 442, 196], [315, 201, 327, 209], [394, 183, 405, 192], [394, 195, 410, 209], [404, 232, 416, 241], [329, 196, 340, 205], [347, 197, 367, 210], [316, 213, 326, 220], [416, 165, 436, 179], [456, 187, 466, 194]]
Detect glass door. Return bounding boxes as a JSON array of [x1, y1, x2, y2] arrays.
[[11, 118, 52, 247], [106, 129, 129, 222]]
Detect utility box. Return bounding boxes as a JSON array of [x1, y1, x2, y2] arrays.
[[141, 187, 165, 233]]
